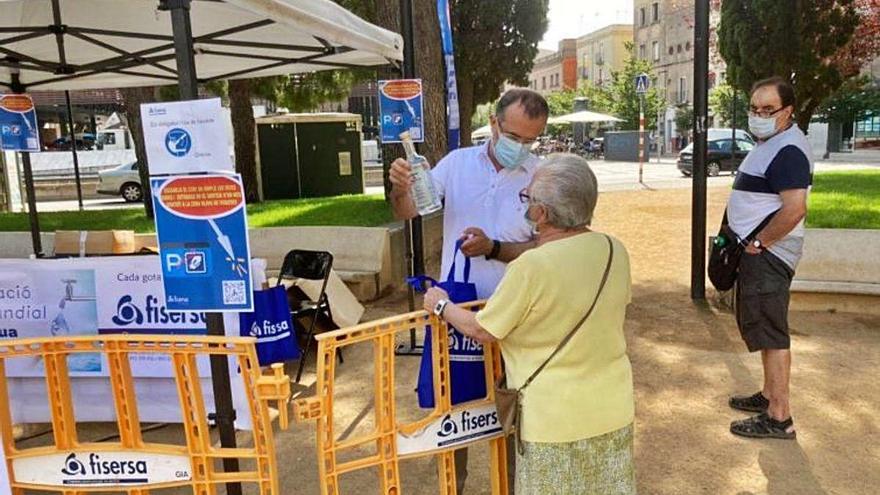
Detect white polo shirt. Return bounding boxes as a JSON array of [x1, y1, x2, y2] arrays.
[[430, 142, 539, 299]]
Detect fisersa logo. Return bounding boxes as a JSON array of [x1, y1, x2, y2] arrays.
[[61, 452, 147, 477], [111, 295, 205, 326], [249, 319, 290, 337], [437, 410, 499, 439]]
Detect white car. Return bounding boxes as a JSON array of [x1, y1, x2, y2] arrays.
[[97, 162, 143, 202]]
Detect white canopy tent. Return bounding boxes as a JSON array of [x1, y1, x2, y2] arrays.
[[0, 0, 403, 91], [471, 116, 567, 140]]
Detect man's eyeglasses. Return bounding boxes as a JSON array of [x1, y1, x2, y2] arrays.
[[518, 189, 532, 204], [748, 106, 787, 119], [498, 120, 539, 146]]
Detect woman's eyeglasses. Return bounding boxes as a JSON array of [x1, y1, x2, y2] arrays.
[[518, 189, 531, 204]]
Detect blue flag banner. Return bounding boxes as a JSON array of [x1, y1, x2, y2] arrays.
[[437, 0, 460, 151]]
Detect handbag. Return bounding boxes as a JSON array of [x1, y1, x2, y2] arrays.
[[408, 239, 484, 408], [239, 285, 301, 366], [708, 210, 777, 292], [495, 234, 614, 454]]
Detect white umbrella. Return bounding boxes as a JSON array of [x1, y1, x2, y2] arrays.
[[553, 110, 623, 123], [0, 0, 403, 91]]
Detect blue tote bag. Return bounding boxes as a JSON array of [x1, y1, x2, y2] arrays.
[[410, 240, 485, 408], [239, 286, 301, 366]]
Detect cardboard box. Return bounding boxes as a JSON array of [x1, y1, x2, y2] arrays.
[[54, 230, 136, 256]]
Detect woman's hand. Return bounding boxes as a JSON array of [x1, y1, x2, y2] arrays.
[[423, 287, 450, 313]]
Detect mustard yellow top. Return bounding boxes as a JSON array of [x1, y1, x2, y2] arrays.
[[476, 232, 634, 443]]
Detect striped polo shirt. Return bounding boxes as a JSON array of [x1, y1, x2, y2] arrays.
[[727, 125, 813, 270]]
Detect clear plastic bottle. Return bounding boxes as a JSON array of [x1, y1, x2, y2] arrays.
[[400, 131, 442, 216]]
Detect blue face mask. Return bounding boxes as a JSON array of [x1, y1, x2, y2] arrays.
[[493, 133, 531, 170], [523, 204, 539, 235]]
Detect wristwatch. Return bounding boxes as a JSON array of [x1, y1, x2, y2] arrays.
[[433, 299, 449, 317], [751, 239, 764, 251]]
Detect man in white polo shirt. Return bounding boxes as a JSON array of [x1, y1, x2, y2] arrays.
[[389, 88, 548, 493]]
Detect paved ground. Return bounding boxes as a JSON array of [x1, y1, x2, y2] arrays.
[[30, 150, 880, 212]]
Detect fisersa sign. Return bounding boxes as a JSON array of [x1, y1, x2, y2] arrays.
[[12, 451, 192, 488], [397, 403, 504, 456]]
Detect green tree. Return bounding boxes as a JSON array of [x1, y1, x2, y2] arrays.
[[718, 0, 865, 131], [815, 76, 880, 124], [598, 42, 663, 131], [451, 0, 550, 145], [709, 84, 749, 129], [674, 105, 694, 137]]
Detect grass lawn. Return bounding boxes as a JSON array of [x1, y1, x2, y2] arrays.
[[0, 194, 394, 233], [807, 170, 880, 230]]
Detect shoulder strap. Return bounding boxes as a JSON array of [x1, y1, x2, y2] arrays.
[[518, 234, 615, 393], [447, 238, 471, 283]]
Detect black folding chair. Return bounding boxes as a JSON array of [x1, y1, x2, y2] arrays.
[[276, 249, 336, 383]]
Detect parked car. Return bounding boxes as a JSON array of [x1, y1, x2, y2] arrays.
[[97, 162, 142, 202], [677, 138, 755, 177]]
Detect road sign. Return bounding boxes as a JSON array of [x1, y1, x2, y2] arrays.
[[635, 73, 650, 95], [0, 94, 40, 152], [378, 79, 424, 143], [152, 173, 252, 312], [141, 98, 233, 175]]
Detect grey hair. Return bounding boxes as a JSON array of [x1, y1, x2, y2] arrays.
[[529, 153, 599, 229]]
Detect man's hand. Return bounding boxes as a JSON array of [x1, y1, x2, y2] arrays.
[[389, 158, 413, 198], [460, 227, 494, 257], [423, 287, 450, 313]]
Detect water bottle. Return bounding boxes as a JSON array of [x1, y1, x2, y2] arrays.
[[400, 131, 442, 216]]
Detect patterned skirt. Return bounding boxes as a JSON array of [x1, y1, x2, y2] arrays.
[[515, 423, 636, 495]]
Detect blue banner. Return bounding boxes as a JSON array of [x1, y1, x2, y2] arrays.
[[437, 0, 460, 150], [0, 94, 40, 152], [151, 173, 253, 313]]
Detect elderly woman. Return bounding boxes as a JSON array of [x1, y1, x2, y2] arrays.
[[424, 154, 635, 495]]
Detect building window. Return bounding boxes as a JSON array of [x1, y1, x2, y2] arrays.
[[640, 8, 646, 26], [652, 2, 659, 22], [668, 46, 674, 55], [679, 77, 687, 103], [686, 41, 691, 51], [653, 41, 660, 61], [542, 76, 546, 90], [677, 44, 682, 53], [639, 44, 646, 59]]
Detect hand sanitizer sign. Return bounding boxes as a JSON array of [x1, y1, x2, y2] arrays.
[[151, 173, 252, 312], [378, 79, 424, 144]]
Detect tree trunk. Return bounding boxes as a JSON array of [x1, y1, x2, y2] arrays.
[[457, 74, 475, 148], [229, 79, 260, 203], [412, 0, 448, 165], [120, 86, 156, 218]]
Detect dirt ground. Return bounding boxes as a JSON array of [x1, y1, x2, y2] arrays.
[[16, 186, 877, 495], [269, 185, 879, 495]]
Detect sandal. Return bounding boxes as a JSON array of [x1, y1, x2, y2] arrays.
[[729, 391, 769, 413], [730, 413, 796, 440]]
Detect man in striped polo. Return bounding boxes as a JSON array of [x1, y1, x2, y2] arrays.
[[726, 76, 812, 440]]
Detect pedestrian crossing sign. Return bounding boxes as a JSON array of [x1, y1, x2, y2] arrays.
[[635, 73, 650, 94]]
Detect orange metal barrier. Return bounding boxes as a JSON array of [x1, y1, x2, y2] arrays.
[[0, 335, 291, 494], [294, 302, 509, 495]]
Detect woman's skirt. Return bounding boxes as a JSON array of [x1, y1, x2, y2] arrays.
[[515, 423, 636, 495]]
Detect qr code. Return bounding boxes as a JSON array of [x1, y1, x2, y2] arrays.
[[222, 280, 247, 305]]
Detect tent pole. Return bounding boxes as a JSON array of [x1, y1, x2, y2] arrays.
[[163, 2, 241, 494], [65, 91, 84, 211], [691, 0, 709, 300]]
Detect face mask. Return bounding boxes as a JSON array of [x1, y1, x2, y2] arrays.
[[523, 204, 539, 235], [748, 114, 780, 140], [493, 134, 531, 169]]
